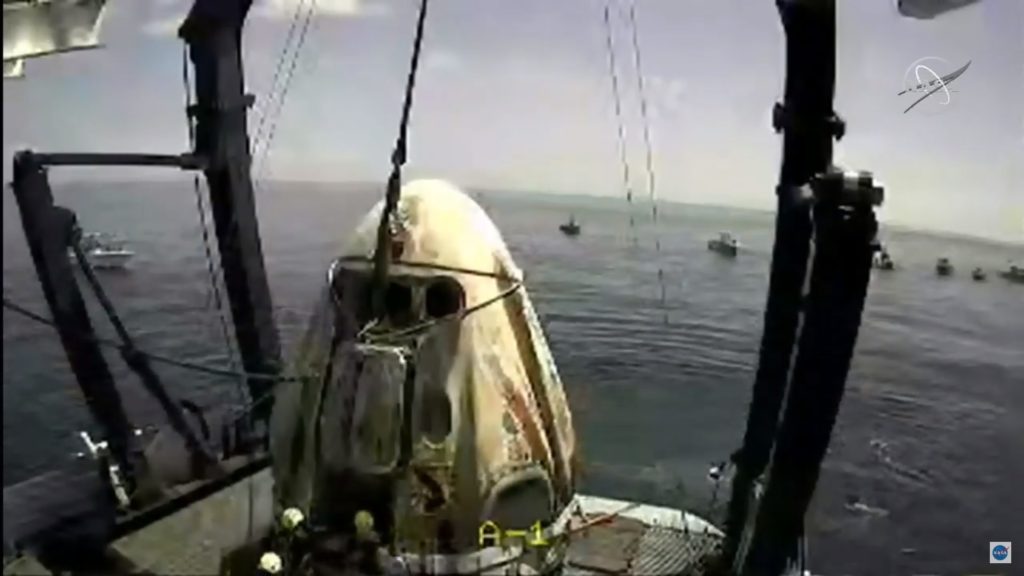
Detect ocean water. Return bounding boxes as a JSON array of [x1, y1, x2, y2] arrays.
[[3, 179, 1022, 574]]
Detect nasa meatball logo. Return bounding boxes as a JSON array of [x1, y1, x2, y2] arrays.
[[990, 541, 1011, 564], [898, 57, 970, 116]]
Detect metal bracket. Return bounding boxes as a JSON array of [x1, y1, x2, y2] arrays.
[[774, 183, 815, 205], [772, 101, 846, 141], [186, 93, 255, 117], [78, 431, 132, 509], [11, 150, 142, 485], [31, 152, 206, 171], [811, 167, 885, 207]]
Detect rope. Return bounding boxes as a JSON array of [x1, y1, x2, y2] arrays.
[[250, 0, 310, 157], [2, 297, 305, 385], [184, 11, 320, 538], [70, 236, 220, 465], [370, 0, 431, 319], [626, 2, 669, 324], [247, 0, 320, 344], [602, 3, 638, 248], [1, 293, 315, 467], [253, 0, 319, 183]]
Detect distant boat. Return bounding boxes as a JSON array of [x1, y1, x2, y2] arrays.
[[708, 231, 739, 257], [70, 232, 135, 269], [873, 248, 895, 271], [559, 215, 581, 237], [971, 267, 986, 282], [999, 264, 1024, 284], [843, 495, 889, 518], [935, 257, 953, 276]]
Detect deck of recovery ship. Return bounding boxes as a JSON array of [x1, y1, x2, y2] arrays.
[[4, 467, 723, 576]]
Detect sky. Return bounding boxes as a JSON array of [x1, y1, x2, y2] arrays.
[[3, 0, 1022, 242]]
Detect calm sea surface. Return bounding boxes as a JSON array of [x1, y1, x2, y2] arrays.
[[3, 180, 1022, 574]]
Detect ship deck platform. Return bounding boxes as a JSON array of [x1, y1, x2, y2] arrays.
[[4, 470, 723, 576]]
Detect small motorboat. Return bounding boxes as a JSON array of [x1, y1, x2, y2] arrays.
[[999, 264, 1024, 284], [559, 215, 581, 237], [70, 232, 135, 269], [935, 257, 954, 276], [843, 495, 889, 518], [873, 249, 895, 270], [971, 267, 986, 281], [708, 231, 739, 257]]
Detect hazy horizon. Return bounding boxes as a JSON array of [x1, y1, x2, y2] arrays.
[[26, 175, 1023, 248], [4, 0, 1022, 243]]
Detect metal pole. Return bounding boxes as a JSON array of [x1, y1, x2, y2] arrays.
[[32, 152, 203, 169], [722, 0, 841, 568], [741, 172, 879, 575], [180, 0, 282, 422], [70, 234, 218, 471], [10, 150, 140, 480]]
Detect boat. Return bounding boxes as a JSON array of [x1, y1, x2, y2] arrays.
[[2, 1, 907, 575], [971, 267, 986, 281], [936, 257, 954, 276], [999, 264, 1024, 284], [843, 495, 889, 518], [708, 231, 740, 257], [872, 248, 895, 270], [559, 215, 581, 236], [69, 233, 135, 269]]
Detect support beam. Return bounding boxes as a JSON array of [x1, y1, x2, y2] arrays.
[[741, 172, 878, 576], [722, 0, 840, 570], [10, 150, 139, 479], [32, 152, 203, 169], [179, 0, 281, 421]]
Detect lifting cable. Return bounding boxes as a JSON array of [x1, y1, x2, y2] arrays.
[[251, 0, 310, 156], [1, 297, 309, 405], [604, 1, 670, 323], [179, 0, 319, 404], [627, 2, 669, 324], [66, 238, 218, 465], [253, 0, 320, 182], [247, 0, 319, 345], [370, 0, 431, 320], [602, 4, 638, 248]]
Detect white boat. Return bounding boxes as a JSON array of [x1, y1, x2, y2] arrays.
[[708, 231, 740, 257], [999, 264, 1024, 284], [559, 215, 581, 236], [70, 232, 134, 269], [873, 248, 895, 270]]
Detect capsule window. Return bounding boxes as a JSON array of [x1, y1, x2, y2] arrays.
[[385, 282, 414, 320], [425, 277, 464, 319], [420, 387, 452, 443], [330, 269, 373, 328]]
